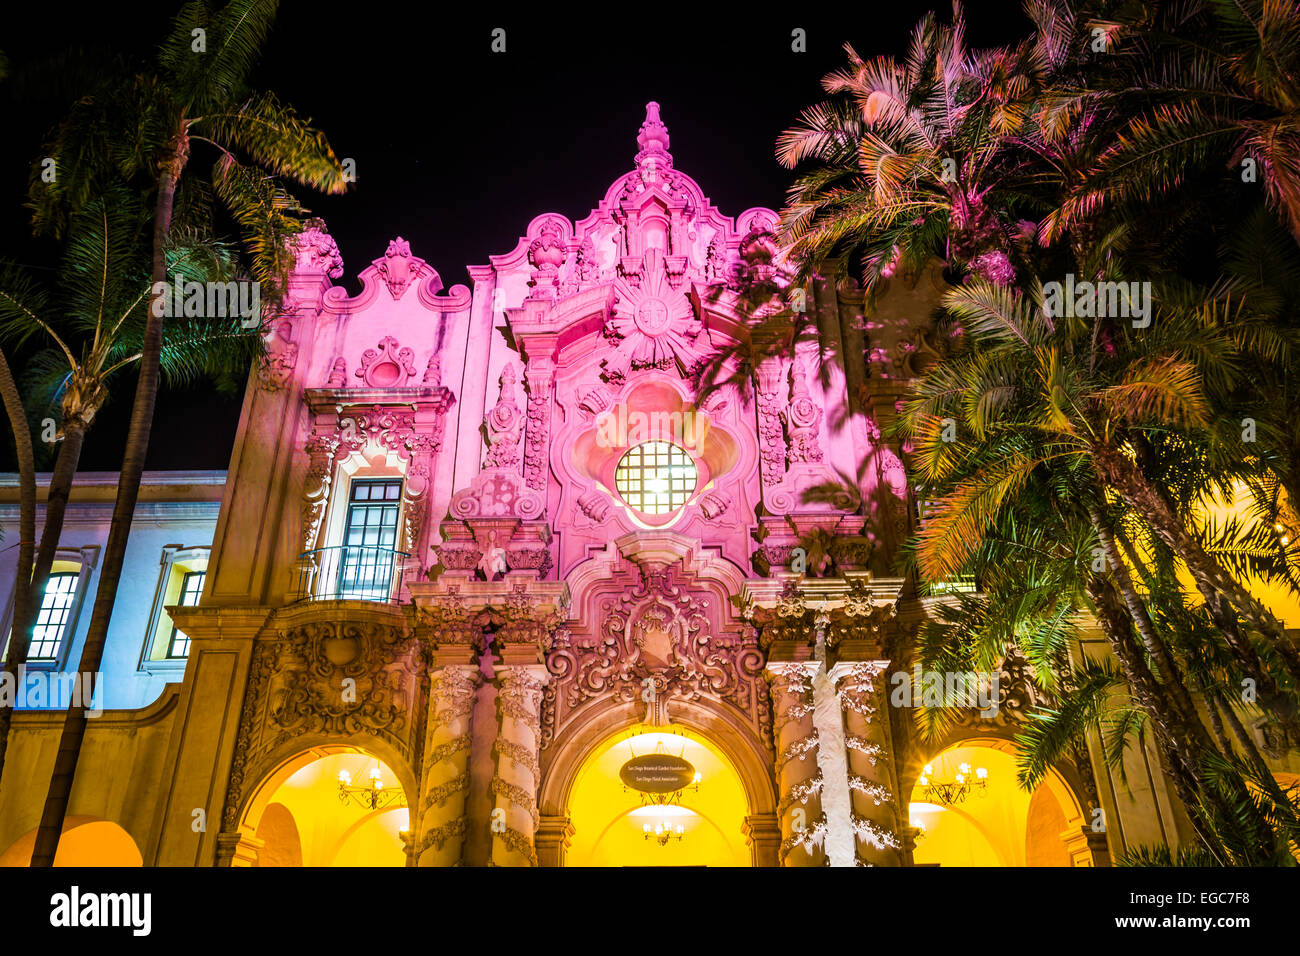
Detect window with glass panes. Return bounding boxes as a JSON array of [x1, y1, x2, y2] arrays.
[[167, 570, 205, 658], [614, 441, 697, 514], [339, 479, 402, 599], [27, 572, 79, 662]]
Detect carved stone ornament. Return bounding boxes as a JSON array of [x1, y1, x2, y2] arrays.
[[377, 237, 421, 300], [257, 321, 298, 392], [783, 355, 824, 464], [527, 219, 567, 297], [292, 223, 345, 278], [484, 365, 524, 469], [356, 336, 418, 388], [542, 564, 771, 750], [220, 618, 422, 831]]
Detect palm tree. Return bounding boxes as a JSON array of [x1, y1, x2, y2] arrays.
[[1045, 0, 1300, 247], [777, 4, 1043, 291], [897, 279, 1300, 860], [0, 43, 37, 786], [0, 347, 35, 781], [27, 0, 346, 866], [0, 187, 261, 788]]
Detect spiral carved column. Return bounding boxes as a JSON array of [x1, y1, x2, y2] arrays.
[[490, 665, 548, 866], [767, 661, 827, 866], [414, 665, 480, 866], [833, 661, 903, 866]]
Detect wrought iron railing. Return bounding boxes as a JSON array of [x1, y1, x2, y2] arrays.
[[294, 545, 410, 603]]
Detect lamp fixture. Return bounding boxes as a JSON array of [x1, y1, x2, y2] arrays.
[[337, 764, 408, 811], [643, 819, 685, 845], [918, 760, 988, 805]]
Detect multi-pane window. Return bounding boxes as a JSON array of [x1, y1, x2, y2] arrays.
[[167, 570, 205, 659], [28, 572, 79, 662], [339, 479, 402, 599], [615, 441, 697, 514]]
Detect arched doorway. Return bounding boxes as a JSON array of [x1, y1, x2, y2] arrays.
[[0, 817, 143, 866], [907, 741, 1086, 867], [237, 746, 409, 866], [565, 726, 751, 866]]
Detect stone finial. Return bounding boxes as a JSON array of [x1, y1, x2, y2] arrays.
[[636, 101, 672, 168]]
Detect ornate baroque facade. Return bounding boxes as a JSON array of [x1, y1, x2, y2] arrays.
[[3, 104, 1193, 867]]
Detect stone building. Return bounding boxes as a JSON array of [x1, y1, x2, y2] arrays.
[[1, 104, 1295, 867]]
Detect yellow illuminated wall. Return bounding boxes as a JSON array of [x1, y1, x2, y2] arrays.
[[252, 751, 408, 867], [566, 727, 750, 867], [909, 745, 1071, 867], [1186, 483, 1300, 629]]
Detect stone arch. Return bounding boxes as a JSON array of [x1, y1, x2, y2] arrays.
[[900, 734, 1104, 866], [0, 816, 143, 867], [227, 735, 416, 867], [538, 695, 777, 865]]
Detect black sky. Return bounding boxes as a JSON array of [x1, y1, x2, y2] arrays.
[[0, 1, 1030, 472]]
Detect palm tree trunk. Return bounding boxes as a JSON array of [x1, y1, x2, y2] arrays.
[[1087, 503, 1218, 753], [30, 130, 185, 867], [1083, 573, 1227, 861], [1092, 443, 1300, 685], [0, 348, 36, 786]]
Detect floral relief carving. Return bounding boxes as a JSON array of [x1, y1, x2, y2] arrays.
[[523, 363, 553, 491], [754, 357, 787, 485]]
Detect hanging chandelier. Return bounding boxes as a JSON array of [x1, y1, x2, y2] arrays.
[[619, 739, 701, 846], [337, 764, 407, 811], [918, 761, 988, 805]]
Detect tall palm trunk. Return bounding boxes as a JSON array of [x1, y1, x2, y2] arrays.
[[4, 423, 86, 654], [1087, 503, 1217, 751], [1092, 443, 1300, 686], [30, 129, 185, 867], [0, 348, 36, 787], [1083, 573, 1227, 861]]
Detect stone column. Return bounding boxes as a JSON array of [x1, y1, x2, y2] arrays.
[[832, 661, 903, 866], [414, 665, 480, 866], [741, 813, 782, 867], [535, 814, 576, 867], [489, 665, 549, 866], [767, 661, 826, 866], [1062, 826, 1111, 867]]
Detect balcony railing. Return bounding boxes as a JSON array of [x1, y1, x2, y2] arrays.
[[294, 545, 410, 603]]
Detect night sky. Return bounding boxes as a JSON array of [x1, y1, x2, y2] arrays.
[[0, 1, 1029, 472]]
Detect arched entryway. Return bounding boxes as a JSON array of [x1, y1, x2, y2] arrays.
[[564, 725, 752, 866], [236, 745, 410, 866], [907, 740, 1089, 867], [0, 816, 143, 866]]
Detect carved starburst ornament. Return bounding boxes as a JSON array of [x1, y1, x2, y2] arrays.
[[604, 249, 700, 380]]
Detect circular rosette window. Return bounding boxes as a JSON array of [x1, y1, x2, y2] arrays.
[[614, 441, 697, 515]]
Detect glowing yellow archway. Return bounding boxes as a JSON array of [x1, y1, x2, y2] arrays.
[[239, 747, 409, 866], [566, 726, 750, 866], [908, 742, 1083, 867]]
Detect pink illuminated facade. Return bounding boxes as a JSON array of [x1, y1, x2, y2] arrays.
[[2, 104, 1142, 867]]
